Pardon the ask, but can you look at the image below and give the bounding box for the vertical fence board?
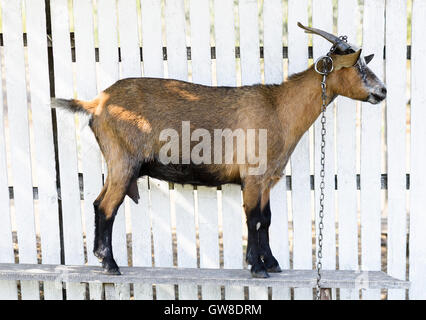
[336,0,359,300]
[130,177,152,299]
[139,0,165,300]
[409,0,426,300]
[214,0,244,300]
[165,0,188,81]
[197,187,221,299]
[116,0,144,299]
[0,22,17,299]
[312,0,336,300]
[188,0,220,300]
[288,0,312,300]
[73,0,106,300]
[239,0,266,300]
[264,0,290,300]
[97,0,119,91]
[221,184,244,299]
[92,0,119,299]
[140,0,163,78]
[150,179,174,299]
[189,0,211,86]
[360,0,385,300]
[214,0,237,87]
[238,0,261,86]
[164,0,196,300]
[50,0,86,299]
[25,0,62,300]
[117,0,141,78]
[1,0,39,300]
[175,185,198,299]
[385,0,408,300]
[263,0,283,85]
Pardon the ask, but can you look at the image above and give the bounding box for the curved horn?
[297,22,352,52]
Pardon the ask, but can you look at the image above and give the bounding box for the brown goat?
[52,24,386,277]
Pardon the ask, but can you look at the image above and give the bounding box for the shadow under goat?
[51,23,386,278]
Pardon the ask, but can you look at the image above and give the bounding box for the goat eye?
[364,54,374,64]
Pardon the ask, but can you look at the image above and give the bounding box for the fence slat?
[165,0,188,81]
[197,187,221,299]
[97,0,119,91]
[214,0,237,87]
[130,177,152,299]
[141,0,163,78]
[238,0,266,301]
[138,0,164,299]
[25,0,62,300]
[117,0,141,78]
[239,0,261,86]
[312,0,336,300]
[150,179,174,299]
[164,0,196,300]
[360,0,385,300]
[73,0,106,300]
[50,0,86,299]
[336,0,359,300]
[116,0,145,299]
[385,0,408,300]
[214,0,244,300]
[174,185,198,299]
[263,0,283,86]
[188,0,220,300]
[288,0,312,300]
[0,21,17,299]
[92,0,119,299]
[409,0,426,300]
[1,0,39,300]
[264,0,290,301]
[189,0,211,86]
[136,0,165,300]
[221,184,244,299]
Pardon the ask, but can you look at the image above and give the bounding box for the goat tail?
[51,97,99,115]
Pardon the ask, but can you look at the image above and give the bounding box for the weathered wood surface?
[0,263,409,289]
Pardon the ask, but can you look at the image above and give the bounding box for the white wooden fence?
[0,0,423,300]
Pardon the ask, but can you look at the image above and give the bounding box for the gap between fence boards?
[0,33,412,61]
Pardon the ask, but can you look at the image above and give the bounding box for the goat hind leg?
[94,174,132,275]
[93,178,108,259]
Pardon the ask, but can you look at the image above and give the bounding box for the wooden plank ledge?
[0,263,410,289]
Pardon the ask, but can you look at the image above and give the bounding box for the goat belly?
[139,161,241,187]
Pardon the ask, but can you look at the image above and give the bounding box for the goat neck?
[274,66,335,144]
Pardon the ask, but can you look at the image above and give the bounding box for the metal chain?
[316,72,328,300]
[314,35,346,300]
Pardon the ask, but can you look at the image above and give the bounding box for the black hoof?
[102,260,121,275]
[97,253,121,275]
[250,264,270,278]
[103,267,121,275]
[264,255,281,273]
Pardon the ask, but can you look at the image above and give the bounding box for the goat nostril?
[381,87,387,95]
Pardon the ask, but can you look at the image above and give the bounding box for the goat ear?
[333,49,362,70]
[364,54,374,64]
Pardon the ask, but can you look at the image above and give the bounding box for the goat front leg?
[259,200,281,273]
[243,184,280,278]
